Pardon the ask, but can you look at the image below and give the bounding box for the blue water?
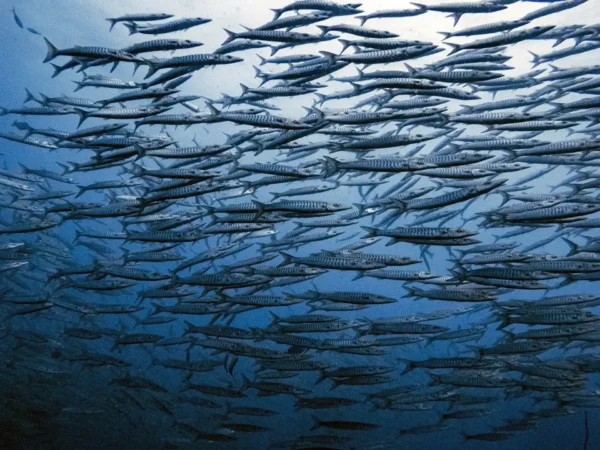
[1,1,600,449]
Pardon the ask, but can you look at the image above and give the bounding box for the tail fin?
[321,156,339,178]
[498,191,510,207]
[398,358,414,375]
[528,51,540,68]
[222,29,237,45]
[240,373,252,392]
[73,108,89,128]
[72,80,84,92]
[253,65,267,80]
[319,51,337,65]
[557,274,574,288]
[438,32,451,40]
[351,272,365,281]
[277,252,295,267]
[182,320,195,333]
[206,102,221,116]
[562,237,580,256]
[106,18,118,31]
[446,43,461,56]
[466,345,482,359]
[144,60,158,80]
[310,415,321,431]
[123,22,138,35]
[74,185,86,199]
[338,39,352,53]
[50,63,63,78]
[268,311,280,327]
[43,37,59,63]
[271,8,283,20]
[149,302,164,317]
[24,89,38,104]
[360,226,378,237]
[251,200,266,220]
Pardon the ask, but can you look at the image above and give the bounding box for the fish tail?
[498,191,510,207]
[72,107,88,128]
[205,101,221,116]
[74,185,87,199]
[310,415,321,431]
[446,43,461,56]
[438,32,451,40]
[428,373,442,386]
[562,237,580,256]
[448,12,463,27]
[38,93,50,106]
[319,51,337,65]
[277,252,294,267]
[149,302,164,317]
[351,271,365,281]
[130,163,144,177]
[360,226,377,237]
[251,200,265,220]
[43,37,59,63]
[338,39,352,53]
[466,345,482,359]
[182,320,194,334]
[106,18,118,31]
[557,274,574,288]
[398,358,414,375]
[144,60,158,80]
[240,373,251,392]
[72,79,85,92]
[321,156,339,178]
[0,107,7,117]
[56,162,72,175]
[528,51,540,68]
[270,8,283,20]
[50,63,63,78]
[123,21,138,35]
[222,29,236,45]
[402,287,416,299]
[253,65,266,80]
[316,25,328,35]
[23,88,37,104]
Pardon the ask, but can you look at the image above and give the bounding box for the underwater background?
[2,0,600,448]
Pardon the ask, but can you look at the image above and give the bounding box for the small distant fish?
[11,6,23,28]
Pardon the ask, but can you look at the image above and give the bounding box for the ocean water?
[1,0,600,449]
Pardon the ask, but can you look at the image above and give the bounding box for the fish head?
[220,54,244,64]
[192,17,212,24]
[325,202,351,212]
[409,159,437,171]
